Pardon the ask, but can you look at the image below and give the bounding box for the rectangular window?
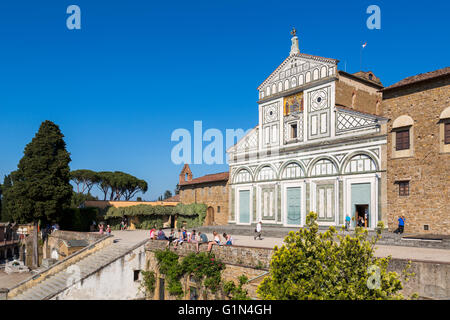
[217,206,221,213]
[271,125,277,143]
[398,181,410,196]
[133,270,140,282]
[396,129,410,150]
[265,126,270,144]
[291,123,297,139]
[445,122,450,144]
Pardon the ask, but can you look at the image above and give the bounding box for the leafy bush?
[58,207,98,232]
[140,270,156,298]
[257,212,416,300]
[154,250,226,298]
[223,275,251,300]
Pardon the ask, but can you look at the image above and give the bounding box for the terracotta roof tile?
[382,67,450,91]
[163,194,180,202]
[180,172,229,186]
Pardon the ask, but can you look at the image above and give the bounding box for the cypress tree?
[0,175,13,222]
[6,120,72,267]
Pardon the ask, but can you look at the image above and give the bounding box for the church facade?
[227,31,388,229]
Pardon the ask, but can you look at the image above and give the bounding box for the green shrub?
[58,207,98,232]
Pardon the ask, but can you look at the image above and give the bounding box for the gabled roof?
[257,53,339,90]
[179,172,229,186]
[382,67,450,92]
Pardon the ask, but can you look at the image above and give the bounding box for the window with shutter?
[396,129,410,150]
[445,122,450,144]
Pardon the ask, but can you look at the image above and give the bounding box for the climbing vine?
[140,270,156,297]
[223,275,251,300]
[154,249,226,299]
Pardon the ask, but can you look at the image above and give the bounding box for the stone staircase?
[11,242,135,300]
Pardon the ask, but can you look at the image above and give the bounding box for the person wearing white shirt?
[254,221,262,240]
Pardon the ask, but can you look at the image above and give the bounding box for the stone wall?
[144,240,450,300]
[52,244,147,300]
[335,74,382,115]
[144,240,271,300]
[383,77,450,234]
[179,181,229,226]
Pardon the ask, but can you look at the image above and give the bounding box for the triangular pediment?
[257,53,338,92]
[227,127,259,154]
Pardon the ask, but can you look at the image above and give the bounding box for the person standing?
[106,225,111,235]
[345,215,351,231]
[394,216,405,234]
[99,224,104,235]
[254,221,262,240]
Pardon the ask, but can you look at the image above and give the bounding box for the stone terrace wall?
[145,240,450,300]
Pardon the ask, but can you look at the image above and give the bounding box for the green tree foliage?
[4,121,72,267]
[58,207,98,232]
[95,171,148,201]
[257,212,414,300]
[0,174,13,222]
[163,190,172,200]
[154,250,225,298]
[70,191,98,208]
[223,275,251,300]
[70,169,99,194]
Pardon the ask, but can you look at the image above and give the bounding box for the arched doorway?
[205,207,215,225]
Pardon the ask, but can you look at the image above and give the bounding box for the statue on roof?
[291,27,297,37]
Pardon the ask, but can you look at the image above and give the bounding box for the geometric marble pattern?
[336,111,378,132]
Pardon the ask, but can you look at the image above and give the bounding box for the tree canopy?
[69,169,148,201]
[257,212,415,300]
[4,120,73,224]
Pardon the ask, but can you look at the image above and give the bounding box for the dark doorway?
[159,278,165,300]
[170,215,175,229]
[355,205,369,228]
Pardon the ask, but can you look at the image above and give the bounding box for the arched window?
[234,169,252,184]
[256,166,276,181]
[281,162,305,179]
[344,154,377,174]
[392,115,414,158]
[291,77,297,87]
[278,82,283,92]
[310,159,337,177]
[320,66,327,78]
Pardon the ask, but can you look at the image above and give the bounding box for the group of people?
[120,217,128,231]
[98,224,111,235]
[148,225,234,253]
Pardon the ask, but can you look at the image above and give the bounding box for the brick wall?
[179,181,229,226]
[383,78,450,234]
[336,75,382,115]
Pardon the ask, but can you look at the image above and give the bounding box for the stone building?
[227,30,388,229]
[178,164,229,226]
[382,67,450,234]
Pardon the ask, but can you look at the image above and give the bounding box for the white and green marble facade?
[227,37,387,229]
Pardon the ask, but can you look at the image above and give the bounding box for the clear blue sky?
[0,0,448,200]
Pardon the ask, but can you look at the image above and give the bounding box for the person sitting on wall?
[168,229,175,242]
[223,233,234,245]
[207,231,222,252]
[189,230,198,243]
[345,215,351,231]
[149,225,157,240]
[173,229,184,249]
[157,228,168,240]
[194,231,208,253]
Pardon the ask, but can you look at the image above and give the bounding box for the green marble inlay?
[306,183,310,213]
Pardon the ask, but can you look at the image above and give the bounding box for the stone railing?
[145,240,272,270]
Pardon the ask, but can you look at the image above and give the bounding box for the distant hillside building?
[227,30,388,229]
[382,67,450,234]
[178,164,229,226]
